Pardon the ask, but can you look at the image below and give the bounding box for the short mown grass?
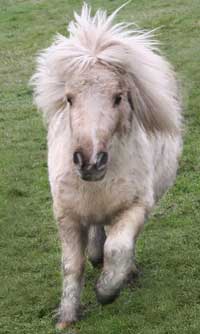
[0,1,200,333]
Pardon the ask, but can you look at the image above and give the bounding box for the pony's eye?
[113,94,122,107]
[66,94,73,106]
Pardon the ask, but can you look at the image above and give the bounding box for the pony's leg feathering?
[96,206,145,304]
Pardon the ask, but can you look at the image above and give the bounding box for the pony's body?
[31,4,182,328]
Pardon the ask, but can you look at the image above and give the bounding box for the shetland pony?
[31,4,182,329]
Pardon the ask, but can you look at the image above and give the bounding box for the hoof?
[56,321,73,330]
[95,284,120,305]
[89,256,103,268]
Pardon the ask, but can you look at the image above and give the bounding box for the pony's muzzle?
[73,151,108,181]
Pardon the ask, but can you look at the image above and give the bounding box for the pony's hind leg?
[87,225,106,267]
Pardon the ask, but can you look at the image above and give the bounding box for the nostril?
[96,152,108,170]
[73,151,83,167]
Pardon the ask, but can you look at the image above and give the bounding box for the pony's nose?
[96,151,108,170]
[73,151,108,170]
[73,150,108,181]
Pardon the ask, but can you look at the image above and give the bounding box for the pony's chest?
[55,175,134,224]
[77,181,134,223]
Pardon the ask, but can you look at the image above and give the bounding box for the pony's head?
[31,3,181,181]
[65,63,134,181]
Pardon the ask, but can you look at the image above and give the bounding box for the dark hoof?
[89,256,103,268]
[95,287,120,305]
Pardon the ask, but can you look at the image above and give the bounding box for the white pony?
[31,3,182,329]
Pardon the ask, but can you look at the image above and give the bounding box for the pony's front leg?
[56,216,88,329]
[96,206,145,304]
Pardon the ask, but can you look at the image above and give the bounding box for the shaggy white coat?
[31,3,182,327]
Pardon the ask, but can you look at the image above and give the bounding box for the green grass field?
[0,1,200,333]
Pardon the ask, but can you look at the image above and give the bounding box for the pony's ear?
[128,73,181,134]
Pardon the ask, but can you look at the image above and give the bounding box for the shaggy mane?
[59,2,159,72]
[31,3,181,132]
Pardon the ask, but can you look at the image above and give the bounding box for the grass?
[0,0,200,333]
